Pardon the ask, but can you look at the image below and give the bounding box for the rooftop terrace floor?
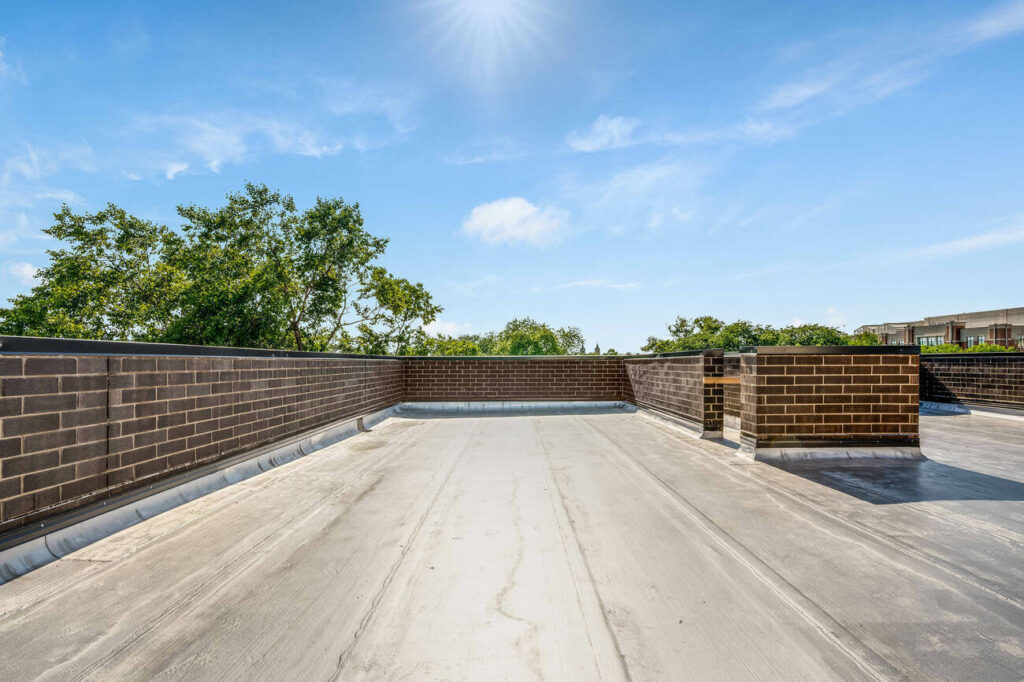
[0,408,1022,680]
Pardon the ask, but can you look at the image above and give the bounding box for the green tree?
[0,184,441,354]
[847,330,881,346]
[402,332,481,356]
[494,317,563,355]
[642,316,849,352]
[556,325,586,355]
[0,204,182,340]
[920,343,963,353]
[965,343,1017,353]
[776,323,848,346]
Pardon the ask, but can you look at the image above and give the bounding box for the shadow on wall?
[771,459,1024,505]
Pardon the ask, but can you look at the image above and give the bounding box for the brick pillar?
[701,351,724,439]
[903,326,914,345]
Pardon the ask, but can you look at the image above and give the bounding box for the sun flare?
[422,0,551,90]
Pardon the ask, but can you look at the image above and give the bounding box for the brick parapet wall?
[0,354,402,534]
[402,356,626,402]
[921,354,1024,408]
[623,352,723,435]
[742,349,919,449]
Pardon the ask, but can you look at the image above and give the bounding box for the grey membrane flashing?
[633,406,717,439]
[398,400,634,414]
[920,400,1024,423]
[741,444,925,463]
[0,404,400,585]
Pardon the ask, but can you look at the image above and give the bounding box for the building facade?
[855,307,1024,349]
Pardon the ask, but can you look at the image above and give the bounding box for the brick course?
[921,354,1024,408]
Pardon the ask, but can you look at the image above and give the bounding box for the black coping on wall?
[755,345,920,355]
[0,336,399,359]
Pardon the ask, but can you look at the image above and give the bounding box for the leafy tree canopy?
[642,316,850,352]
[405,318,588,356]
[0,183,441,354]
[920,342,1018,353]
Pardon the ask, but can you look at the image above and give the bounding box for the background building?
[855,307,1024,348]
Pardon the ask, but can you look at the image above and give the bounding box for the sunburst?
[419,0,552,91]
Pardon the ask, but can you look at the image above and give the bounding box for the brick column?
[738,346,920,462]
[700,351,724,438]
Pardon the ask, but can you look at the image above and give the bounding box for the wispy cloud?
[963,0,1024,43]
[0,39,27,85]
[563,158,706,236]
[888,219,1024,262]
[461,197,569,247]
[734,215,1024,280]
[4,261,39,286]
[450,274,501,297]
[566,115,797,154]
[319,78,420,135]
[565,115,640,152]
[422,319,473,336]
[1,143,96,184]
[758,1,1024,117]
[531,278,640,293]
[164,161,189,180]
[443,138,525,165]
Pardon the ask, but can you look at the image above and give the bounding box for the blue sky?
[2,1,1023,351]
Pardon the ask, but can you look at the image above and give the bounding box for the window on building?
[916,336,943,347]
[967,336,986,348]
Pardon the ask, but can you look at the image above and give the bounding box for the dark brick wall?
[742,350,919,449]
[403,357,626,402]
[723,355,741,420]
[623,352,723,434]
[921,354,1024,408]
[1,355,402,534]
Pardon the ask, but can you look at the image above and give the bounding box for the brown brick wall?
[743,350,919,449]
[921,354,1024,408]
[1,355,402,534]
[403,357,626,402]
[623,352,723,434]
[723,355,741,420]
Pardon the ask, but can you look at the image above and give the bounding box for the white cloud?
[564,158,706,236]
[758,78,836,112]
[963,0,1024,43]
[321,79,419,135]
[443,138,525,165]
[450,274,501,297]
[164,162,189,180]
[758,2,1024,119]
[462,197,569,247]
[891,221,1024,262]
[531,279,640,293]
[566,115,640,152]
[6,261,39,286]
[1,143,95,184]
[826,306,847,329]
[422,320,473,337]
[0,39,26,85]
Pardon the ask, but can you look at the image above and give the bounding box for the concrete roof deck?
[0,408,1022,680]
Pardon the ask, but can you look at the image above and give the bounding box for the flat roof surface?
[0,408,1022,680]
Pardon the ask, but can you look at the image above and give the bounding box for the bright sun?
[421,0,551,91]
